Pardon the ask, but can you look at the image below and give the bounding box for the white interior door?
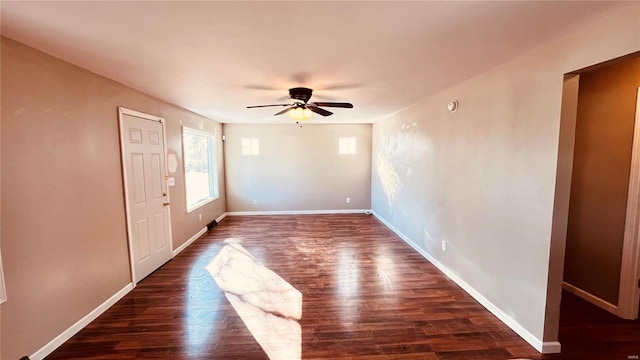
[119,108,172,283]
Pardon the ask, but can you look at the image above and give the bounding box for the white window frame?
[0,249,6,304]
[241,137,260,156]
[339,137,357,155]
[182,127,219,213]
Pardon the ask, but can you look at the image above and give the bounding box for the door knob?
[163,201,170,206]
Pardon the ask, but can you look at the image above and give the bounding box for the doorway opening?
[551,52,640,355]
[561,54,640,320]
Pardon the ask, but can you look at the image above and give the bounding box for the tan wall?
[0,37,226,359]
[224,124,371,212]
[0,36,3,357]
[371,4,640,347]
[564,56,640,304]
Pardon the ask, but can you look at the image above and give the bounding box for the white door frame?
[619,87,640,320]
[118,107,173,286]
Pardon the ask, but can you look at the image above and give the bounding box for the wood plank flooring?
[44,214,601,359]
[543,290,640,360]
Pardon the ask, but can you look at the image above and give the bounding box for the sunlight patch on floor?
[207,240,302,360]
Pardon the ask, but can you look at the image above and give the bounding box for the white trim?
[161,112,175,269]
[118,108,137,285]
[186,196,218,214]
[562,281,618,315]
[0,247,6,304]
[173,227,207,257]
[226,209,371,216]
[173,214,228,257]
[541,341,562,354]
[119,107,163,123]
[30,283,133,360]
[618,87,640,320]
[182,126,220,213]
[371,211,557,354]
[118,107,173,285]
[216,212,227,223]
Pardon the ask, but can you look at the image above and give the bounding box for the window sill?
[186,196,219,214]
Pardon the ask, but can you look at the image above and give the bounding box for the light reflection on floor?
[375,254,396,293]
[184,251,223,354]
[207,239,302,360]
[337,247,360,299]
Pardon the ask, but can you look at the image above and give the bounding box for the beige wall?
[0,37,225,359]
[371,4,640,348]
[0,36,3,357]
[564,56,640,304]
[224,124,371,212]
[2,4,638,358]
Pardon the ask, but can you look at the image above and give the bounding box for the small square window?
[339,137,356,155]
[241,138,260,156]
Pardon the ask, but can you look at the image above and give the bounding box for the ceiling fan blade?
[244,84,280,91]
[307,105,333,116]
[310,102,353,108]
[274,107,295,116]
[316,83,363,91]
[246,104,291,108]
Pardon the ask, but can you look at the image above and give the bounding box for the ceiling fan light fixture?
[247,87,352,122]
[289,106,313,121]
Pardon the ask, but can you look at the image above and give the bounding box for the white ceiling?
[0,1,629,124]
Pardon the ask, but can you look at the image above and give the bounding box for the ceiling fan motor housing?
[289,87,313,103]
[246,87,352,117]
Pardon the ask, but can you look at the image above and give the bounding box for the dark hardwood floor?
[542,290,640,360]
[45,214,636,359]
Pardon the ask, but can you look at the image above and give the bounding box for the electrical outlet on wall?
[252,199,258,205]
[346,197,351,204]
[441,240,447,252]
[198,214,202,221]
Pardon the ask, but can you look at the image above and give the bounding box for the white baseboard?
[173,227,208,257]
[542,341,562,353]
[30,283,134,360]
[562,281,618,315]
[371,211,558,354]
[215,212,227,223]
[32,224,213,359]
[226,209,371,216]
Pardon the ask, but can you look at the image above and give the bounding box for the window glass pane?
[183,128,218,211]
[242,137,259,155]
[339,137,356,155]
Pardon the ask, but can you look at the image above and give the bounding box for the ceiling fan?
[247,87,353,121]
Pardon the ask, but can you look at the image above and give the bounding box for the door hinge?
[637,278,640,288]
